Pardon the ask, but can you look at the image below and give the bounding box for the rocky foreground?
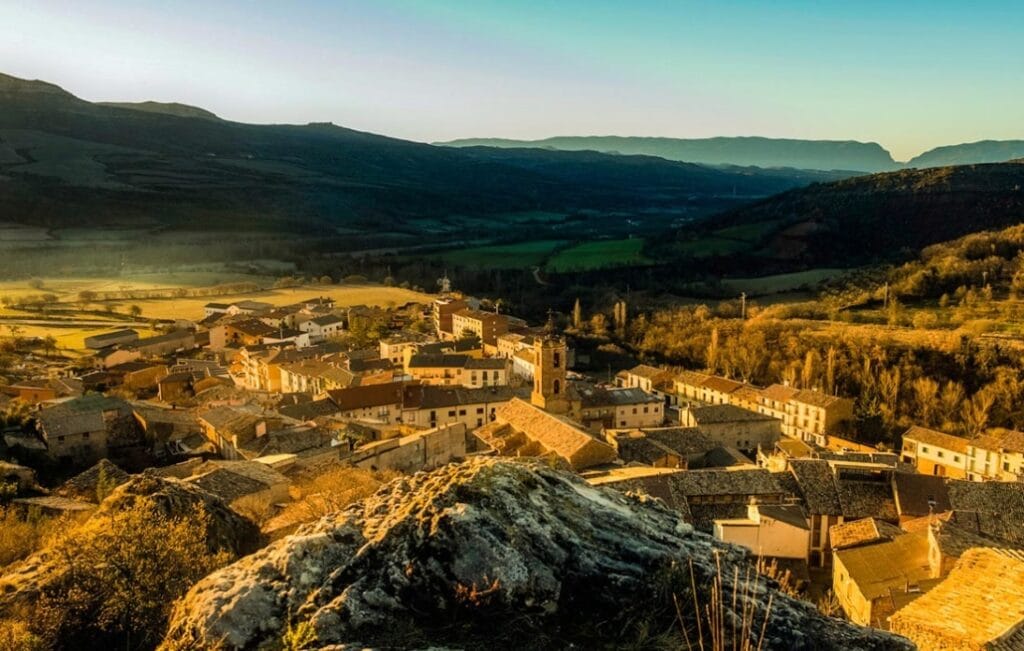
[162,458,912,650]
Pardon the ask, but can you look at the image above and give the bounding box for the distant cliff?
[906,140,1024,168]
[439,135,900,172]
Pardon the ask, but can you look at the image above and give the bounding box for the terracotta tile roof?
[675,370,711,387]
[974,428,1024,454]
[829,517,904,550]
[791,389,849,409]
[642,427,720,456]
[670,468,782,498]
[789,459,842,515]
[327,382,406,411]
[56,459,130,502]
[902,425,968,454]
[889,548,1024,650]
[700,376,745,394]
[476,398,617,470]
[892,472,951,518]
[687,404,778,424]
[626,364,671,380]
[761,384,799,403]
[834,529,935,601]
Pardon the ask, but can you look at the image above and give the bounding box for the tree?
[911,377,940,427]
[705,328,720,373]
[27,278,43,290]
[961,391,995,438]
[42,335,58,358]
[572,298,582,330]
[128,305,142,318]
[30,503,232,650]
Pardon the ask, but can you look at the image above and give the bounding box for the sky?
[2,0,1022,161]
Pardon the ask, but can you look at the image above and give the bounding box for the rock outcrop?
[0,474,262,607]
[163,458,912,650]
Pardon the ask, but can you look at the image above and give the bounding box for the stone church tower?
[531,333,570,414]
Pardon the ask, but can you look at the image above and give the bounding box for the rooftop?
[889,548,1024,651]
[902,425,968,454]
[687,403,777,424]
[834,529,935,601]
[829,517,904,550]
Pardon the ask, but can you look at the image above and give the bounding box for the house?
[679,403,781,451]
[279,359,358,395]
[891,472,950,523]
[787,390,855,444]
[126,329,197,357]
[576,385,664,431]
[828,518,905,551]
[400,384,516,430]
[3,380,57,404]
[326,382,407,423]
[158,371,205,403]
[432,297,468,338]
[674,370,712,401]
[968,428,1024,481]
[301,314,346,340]
[450,309,509,346]
[84,329,139,350]
[606,427,721,469]
[55,459,130,502]
[378,332,432,365]
[227,300,274,316]
[404,353,509,388]
[900,426,969,478]
[36,395,140,464]
[714,502,811,561]
[473,398,617,470]
[832,529,938,629]
[212,319,277,349]
[109,361,169,391]
[619,364,675,404]
[344,423,467,473]
[889,548,1024,650]
[186,460,290,511]
[197,406,287,460]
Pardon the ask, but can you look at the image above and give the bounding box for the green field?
[435,240,568,269]
[546,238,651,272]
[711,220,782,242]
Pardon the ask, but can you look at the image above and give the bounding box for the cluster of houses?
[3,291,1024,649]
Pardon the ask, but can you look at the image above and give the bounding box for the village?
[1,282,1023,651]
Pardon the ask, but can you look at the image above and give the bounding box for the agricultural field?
[546,238,651,272]
[434,240,568,269]
[126,284,433,320]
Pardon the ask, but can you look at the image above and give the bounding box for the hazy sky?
[3,0,1022,160]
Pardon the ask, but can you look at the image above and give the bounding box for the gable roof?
[789,459,843,515]
[791,389,848,409]
[626,364,671,380]
[760,384,799,403]
[688,403,777,424]
[37,395,133,437]
[973,428,1024,454]
[327,382,406,411]
[889,548,1024,651]
[902,425,968,453]
[475,398,616,470]
[834,529,936,601]
[892,472,951,518]
[829,517,905,550]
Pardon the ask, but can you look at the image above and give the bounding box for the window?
[459,409,466,416]
[921,446,929,453]
[643,407,649,414]
[953,455,960,462]
[553,379,560,395]
[937,451,945,458]
[448,410,456,417]
[1005,462,1011,471]
[553,352,560,368]
[476,407,484,414]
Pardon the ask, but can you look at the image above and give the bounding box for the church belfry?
[531,333,569,414]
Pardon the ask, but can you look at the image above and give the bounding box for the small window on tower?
[553,352,561,368]
[553,379,560,395]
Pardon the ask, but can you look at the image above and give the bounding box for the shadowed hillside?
[0,73,834,233]
[697,162,1024,267]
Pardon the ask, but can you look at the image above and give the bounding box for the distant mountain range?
[439,136,1024,173]
[0,72,838,233]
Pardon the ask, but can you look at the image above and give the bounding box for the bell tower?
[531,332,569,414]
